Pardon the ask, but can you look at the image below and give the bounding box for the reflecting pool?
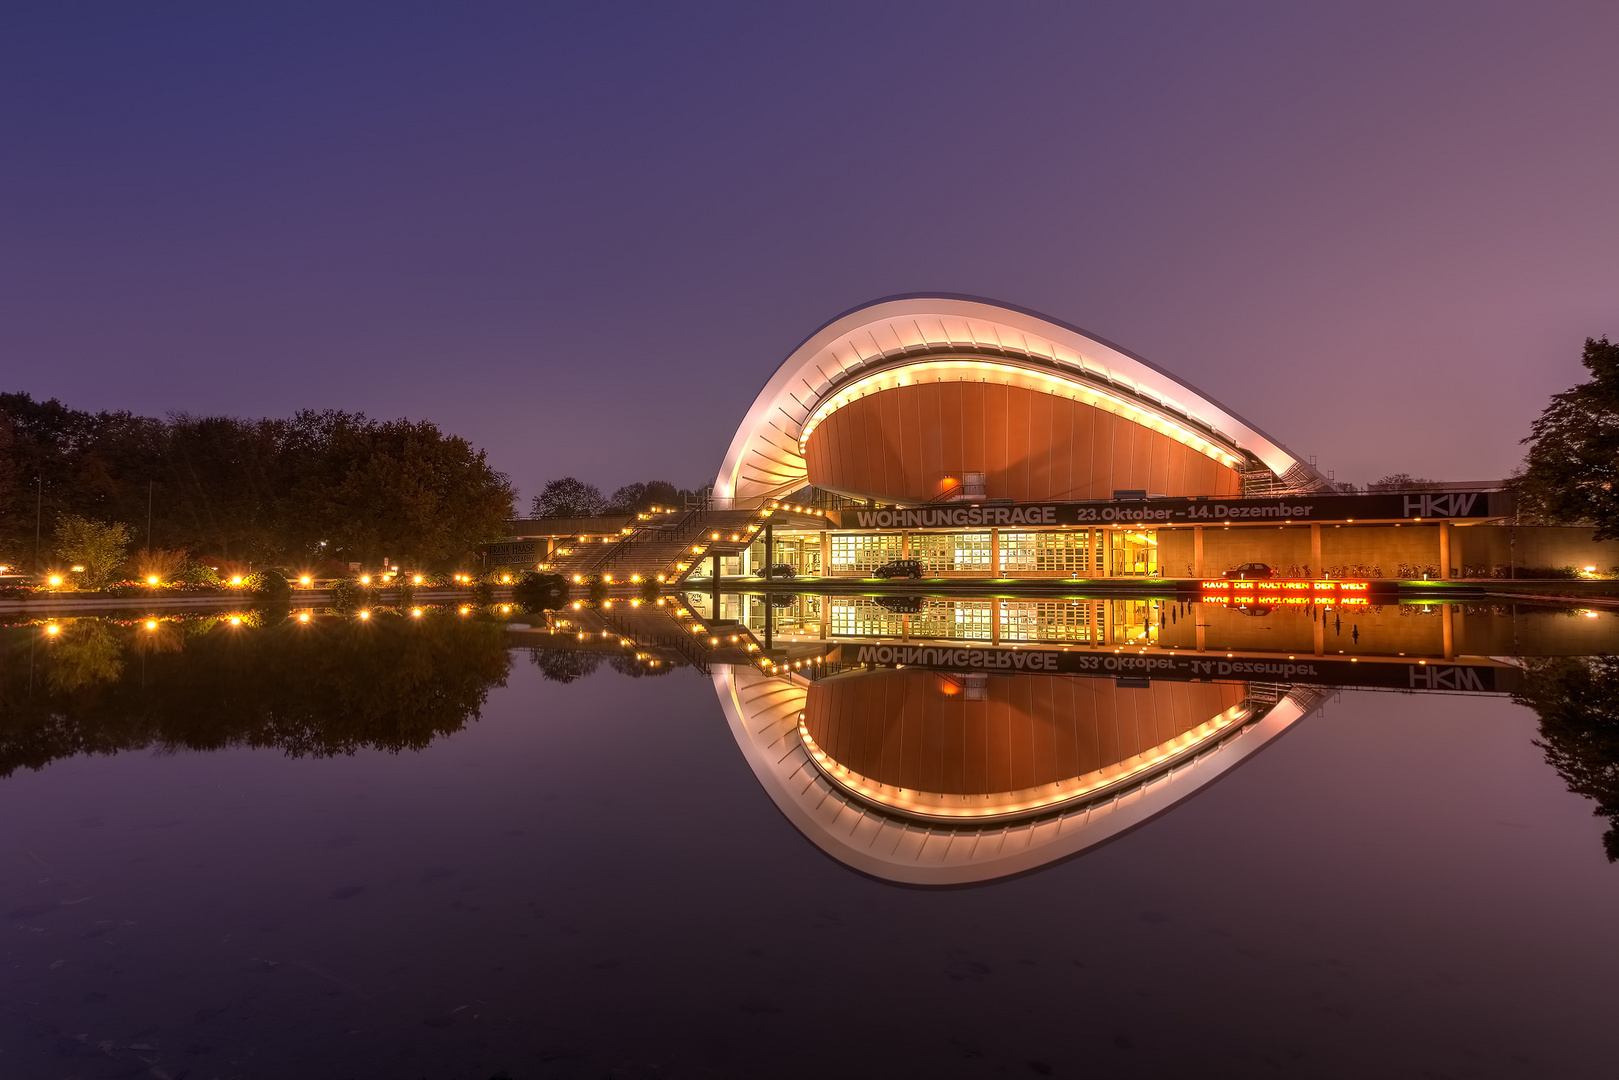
[2,600,1618,1077]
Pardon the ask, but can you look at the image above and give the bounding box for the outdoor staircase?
[539,499,829,586]
[538,507,763,585]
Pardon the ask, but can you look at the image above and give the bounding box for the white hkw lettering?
[1402,493,1480,518]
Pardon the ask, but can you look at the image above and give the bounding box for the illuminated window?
[910,532,990,573]
[828,598,905,637]
[829,534,902,572]
[1000,600,1098,643]
[1002,531,1092,574]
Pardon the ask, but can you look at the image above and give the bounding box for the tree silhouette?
[531,477,606,518]
[1515,655,1619,860]
[1513,337,1619,538]
[0,613,513,777]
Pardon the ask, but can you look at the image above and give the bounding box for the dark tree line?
[529,477,700,518]
[0,394,515,571]
[0,614,513,777]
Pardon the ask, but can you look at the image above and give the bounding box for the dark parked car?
[873,558,923,580]
[1222,562,1274,580]
[764,563,797,579]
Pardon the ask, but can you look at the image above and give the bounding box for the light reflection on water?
[1,601,1617,1077]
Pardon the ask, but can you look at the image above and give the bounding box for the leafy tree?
[0,396,514,570]
[527,647,602,683]
[46,620,125,693]
[1515,655,1619,860]
[1369,473,1438,493]
[296,414,515,567]
[1513,337,1619,538]
[531,477,607,518]
[54,514,133,589]
[606,480,686,514]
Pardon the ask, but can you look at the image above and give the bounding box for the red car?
[1223,562,1274,580]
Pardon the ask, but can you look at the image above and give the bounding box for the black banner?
[831,642,1518,693]
[831,490,1509,530]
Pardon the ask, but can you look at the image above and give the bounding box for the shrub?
[513,572,568,610]
[173,563,223,586]
[471,580,495,605]
[329,578,378,613]
[134,547,189,583]
[246,569,292,603]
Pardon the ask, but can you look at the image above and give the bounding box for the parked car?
[765,563,797,579]
[873,558,923,580]
[1222,562,1274,580]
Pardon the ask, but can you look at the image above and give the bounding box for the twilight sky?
[3,2,1616,504]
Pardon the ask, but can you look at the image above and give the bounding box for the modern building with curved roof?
[715,295,1327,507]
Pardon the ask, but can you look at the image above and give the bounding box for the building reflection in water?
[4,596,1619,872]
[716,662,1327,885]
[700,589,1619,881]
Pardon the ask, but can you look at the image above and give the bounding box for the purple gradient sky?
[3,2,1616,504]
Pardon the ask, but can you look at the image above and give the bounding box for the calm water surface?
[2,605,1617,1079]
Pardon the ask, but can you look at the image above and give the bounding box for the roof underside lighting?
[797,357,1242,470]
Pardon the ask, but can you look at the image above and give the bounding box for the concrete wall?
[1450,525,1619,575]
[1161,523,1619,579]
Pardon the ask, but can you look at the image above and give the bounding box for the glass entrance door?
[1110,530,1158,577]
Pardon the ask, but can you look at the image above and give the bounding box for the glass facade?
[829,534,901,572]
[788,527,1153,577]
[1000,531,1094,575]
[827,598,995,640]
[911,532,991,573]
[999,600,1100,642]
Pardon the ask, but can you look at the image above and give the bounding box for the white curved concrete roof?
[714,295,1325,503]
[714,664,1326,886]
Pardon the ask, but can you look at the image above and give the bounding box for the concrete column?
[990,528,1000,577]
[1310,523,1322,578]
[819,531,830,578]
[1093,530,1105,578]
[990,601,1000,646]
[1193,526,1204,578]
[1439,522,1452,580]
[901,613,909,642]
[1442,603,1454,658]
[1313,607,1325,655]
[901,530,910,558]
